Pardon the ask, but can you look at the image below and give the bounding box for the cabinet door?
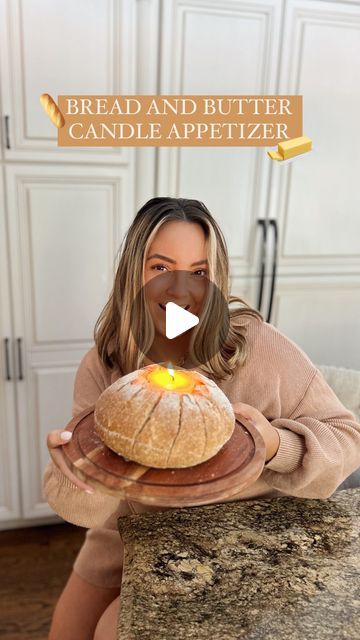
[268,0,360,277]
[133,0,161,210]
[0,0,135,164]
[0,171,20,523]
[157,0,283,280]
[231,275,263,312]
[5,163,132,519]
[270,275,360,369]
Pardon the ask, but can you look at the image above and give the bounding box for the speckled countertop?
[116,488,360,640]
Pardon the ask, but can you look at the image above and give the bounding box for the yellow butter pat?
[278,136,312,160]
[267,150,283,161]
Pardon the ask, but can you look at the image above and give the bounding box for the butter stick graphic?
[268,150,283,161]
[39,93,65,129]
[267,136,312,161]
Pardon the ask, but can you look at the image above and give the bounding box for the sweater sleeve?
[42,346,125,529]
[71,345,107,417]
[261,367,360,499]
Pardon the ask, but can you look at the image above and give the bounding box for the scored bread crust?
[94,366,235,468]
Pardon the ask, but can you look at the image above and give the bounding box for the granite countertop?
[116,488,360,640]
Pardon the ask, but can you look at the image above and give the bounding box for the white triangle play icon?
[165,302,199,339]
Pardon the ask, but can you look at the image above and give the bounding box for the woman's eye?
[193,269,208,277]
[151,264,168,272]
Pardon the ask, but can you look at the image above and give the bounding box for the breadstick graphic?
[39,93,65,129]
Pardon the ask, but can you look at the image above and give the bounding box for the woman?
[43,197,360,640]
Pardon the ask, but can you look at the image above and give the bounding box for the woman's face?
[143,220,209,337]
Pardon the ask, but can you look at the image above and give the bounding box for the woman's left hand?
[232,402,280,463]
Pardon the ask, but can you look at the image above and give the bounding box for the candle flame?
[146,365,196,393]
[167,363,175,380]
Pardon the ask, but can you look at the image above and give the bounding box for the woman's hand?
[47,430,94,493]
[232,402,280,463]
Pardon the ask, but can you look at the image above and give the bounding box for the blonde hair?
[94,197,263,381]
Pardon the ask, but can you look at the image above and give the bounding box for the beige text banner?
[57,95,302,147]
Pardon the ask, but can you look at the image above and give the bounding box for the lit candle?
[145,363,198,394]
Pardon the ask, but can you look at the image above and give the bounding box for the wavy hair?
[94,197,263,381]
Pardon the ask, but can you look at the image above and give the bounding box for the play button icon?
[130,270,230,368]
[165,302,199,339]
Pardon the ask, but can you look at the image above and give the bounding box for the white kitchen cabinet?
[156,0,360,367]
[265,0,360,364]
[0,0,157,529]
[231,271,360,368]
[0,164,132,529]
[0,171,21,524]
[157,0,283,279]
[271,275,360,369]
[0,0,136,164]
[1,0,359,531]
[231,275,265,312]
[269,0,360,277]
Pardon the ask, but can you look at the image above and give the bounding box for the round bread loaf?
[94,364,235,468]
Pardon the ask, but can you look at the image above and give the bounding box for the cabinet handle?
[266,219,278,323]
[256,219,268,313]
[17,337,24,380]
[4,115,10,149]
[4,338,11,380]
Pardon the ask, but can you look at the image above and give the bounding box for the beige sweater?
[42,317,360,588]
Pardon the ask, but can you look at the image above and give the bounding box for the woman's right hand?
[47,429,94,494]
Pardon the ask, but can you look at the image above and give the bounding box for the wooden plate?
[62,406,266,507]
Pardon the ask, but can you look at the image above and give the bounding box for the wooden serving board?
[62,406,266,507]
